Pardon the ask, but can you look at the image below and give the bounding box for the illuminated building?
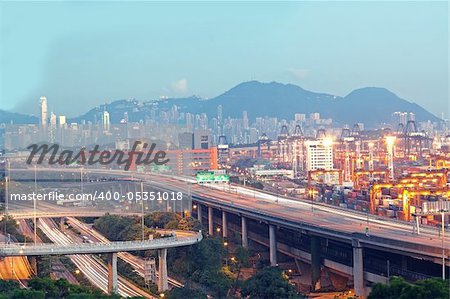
[305,138,334,171]
[40,96,48,128]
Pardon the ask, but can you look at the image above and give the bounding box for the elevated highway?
[4,167,450,297]
[38,218,154,298]
[0,202,202,296]
[0,232,202,257]
[66,216,185,288]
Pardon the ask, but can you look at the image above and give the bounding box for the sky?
[0,1,448,118]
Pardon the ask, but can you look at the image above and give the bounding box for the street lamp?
[140,181,145,242]
[440,209,446,280]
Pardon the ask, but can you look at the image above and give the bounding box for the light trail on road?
[38,218,155,298]
[66,216,184,288]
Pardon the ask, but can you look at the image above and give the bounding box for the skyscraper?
[294,113,306,122]
[102,111,110,131]
[59,115,67,127]
[392,111,408,126]
[243,111,249,130]
[50,112,57,127]
[217,105,223,124]
[40,96,48,127]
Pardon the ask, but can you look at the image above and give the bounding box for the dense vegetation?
[0,216,32,243]
[168,236,232,298]
[241,267,305,299]
[368,276,450,299]
[92,212,203,241]
[93,214,158,241]
[0,278,143,299]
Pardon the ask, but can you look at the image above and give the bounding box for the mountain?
[67,96,204,124]
[200,81,338,119]
[0,110,38,124]
[190,81,439,127]
[1,81,440,128]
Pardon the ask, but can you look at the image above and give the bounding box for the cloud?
[170,78,188,94]
[288,68,310,80]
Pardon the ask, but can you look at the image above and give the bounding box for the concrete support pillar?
[241,216,248,248]
[29,256,37,275]
[222,210,228,239]
[311,235,322,290]
[158,248,168,292]
[107,252,118,294]
[197,204,202,224]
[269,224,277,266]
[352,239,365,297]
[208,206,213,236]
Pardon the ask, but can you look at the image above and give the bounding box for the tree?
[368,277,449,299]
[168,237,232,298]
[10,289,45,299]
[36,256,54,278]
[167,287,207,299]
[235,246,250,268]
[241,267,304,299]
[0,278,127,298]
[0,280,19,292]
[177,217,202,231]
[0,216,29,243]
[93,214,136,241]
[144,212,178,228]
[230,246,251,295]
[165,219,179,229]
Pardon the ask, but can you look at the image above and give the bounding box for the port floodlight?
[322,137,333,147]
[385,136,396,146]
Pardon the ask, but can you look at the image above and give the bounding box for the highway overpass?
[0,227,202,295]
[4,167,450,297]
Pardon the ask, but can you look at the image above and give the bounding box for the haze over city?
[1,2,450,299]
[0,1,448,117]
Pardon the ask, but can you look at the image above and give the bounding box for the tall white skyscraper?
[217,105,223,124]
[243,110,249,130]
[40,96,48,127]
[50,112,57,127]
[102,111,110,131]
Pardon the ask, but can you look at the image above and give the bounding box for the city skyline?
[2,80,443,127]
[1,2,450,298]
[1,1,448,117]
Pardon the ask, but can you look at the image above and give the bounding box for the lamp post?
[141,181,145,241]
[4,158,10,244]
[34,165,37,245]
[440,209,446,280]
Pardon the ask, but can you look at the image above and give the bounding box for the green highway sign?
[196,171,230,183]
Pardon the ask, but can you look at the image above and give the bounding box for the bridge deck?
[0,232,202,256]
